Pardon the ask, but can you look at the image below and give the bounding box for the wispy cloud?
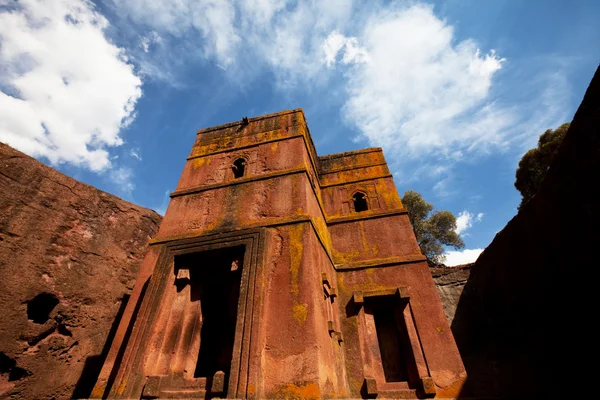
[322,31,369,67]
[140,31,161,53]
[108,166,135,196]
[107,0,354,87]
[130,148,142,161]
[112,0,239,66]
[153,189,172,216]
[0,0,142,171]
[455,210,484,235]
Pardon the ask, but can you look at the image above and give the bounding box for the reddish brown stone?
[94,110,466,399]
[211,370,226,395]
[430,264,472,325]
[0,143,161,399]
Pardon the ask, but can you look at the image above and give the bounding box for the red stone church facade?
[92,109,466,399]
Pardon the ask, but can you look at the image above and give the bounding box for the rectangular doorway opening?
[366,297,419,386]
[174,245,245,397]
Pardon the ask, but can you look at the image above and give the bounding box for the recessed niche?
[27,293,59,324]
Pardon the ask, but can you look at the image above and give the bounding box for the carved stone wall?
[93,110,466,399]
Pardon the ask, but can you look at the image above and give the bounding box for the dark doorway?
[175,246,244,397]
[367,298,418,386]
[353,192,369,212]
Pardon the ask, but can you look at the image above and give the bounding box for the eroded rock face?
[0,143,161,399]
[430,265,471,325]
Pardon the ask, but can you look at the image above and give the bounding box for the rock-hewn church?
[92,109,466,399]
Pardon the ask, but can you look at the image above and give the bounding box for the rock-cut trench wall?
[0,143,162,400]
[451,65,600,399]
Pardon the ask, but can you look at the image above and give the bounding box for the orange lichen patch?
[331,248,360,265]
[190,128,293,158]
[312,215,332,251]
[274,382,321,399]
[190,156,207,170]
[292,302,308,325]
[115,378,127,396]
[379,179,404,208]
[288,224,304,296]
[90,384,105,398]
[150,215,333,248]
[359,221,379,257]
[433,374,467,399]
[337,273,345,290]
[319,165,391,187]
[318,148,385,173]
[247,384,256,395]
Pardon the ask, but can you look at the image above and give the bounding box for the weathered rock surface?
[452,65,600,398]
[430,264,471,325]
[0,143,161,399]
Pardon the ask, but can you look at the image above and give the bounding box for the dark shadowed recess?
[27,292,59,324]
[454,65,600,399]
[71,294,131,399]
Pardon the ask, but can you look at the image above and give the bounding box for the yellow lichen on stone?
[247,384,256,395]
[289,224,304,296]
[191,157,206,169]
[332,248,360,264]
[292,302,308,325]
[275,382,321,399]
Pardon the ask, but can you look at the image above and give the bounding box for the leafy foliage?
[402,190,464,264]
[515,123,569,208]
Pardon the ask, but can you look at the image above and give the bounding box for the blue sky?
[1,0,598,265]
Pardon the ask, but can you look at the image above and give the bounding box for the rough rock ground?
[0,143,161,399]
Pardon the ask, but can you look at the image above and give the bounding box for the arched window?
[353,192,368,212]
[232,158,246,179]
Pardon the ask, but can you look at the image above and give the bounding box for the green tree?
[515,123,569,208]
[401,190,464,264]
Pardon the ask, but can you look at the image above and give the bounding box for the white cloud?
[455,210,484,235]
[112,0,239,66]
[111,0,354,87]
[342,4,509,160]
[444,248,484,266]
[322,31,369,67]
[236,1,354,87]
[0,0,142,171]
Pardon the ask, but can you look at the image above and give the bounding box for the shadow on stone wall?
[452,65,599,399]
[72,294,130,399]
